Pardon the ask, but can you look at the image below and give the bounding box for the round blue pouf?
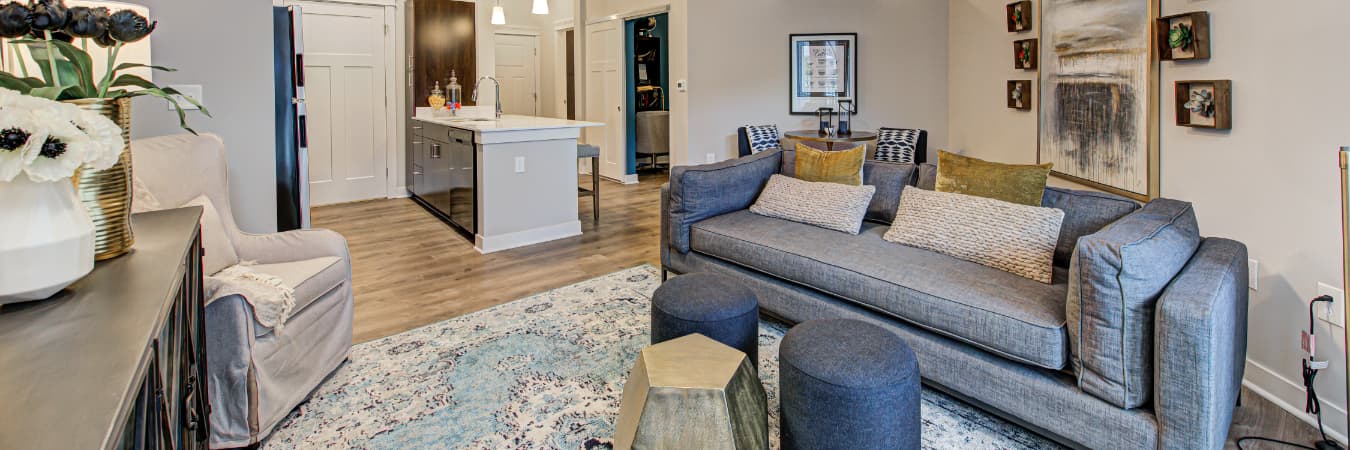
[779,318,920,450]
[651,272,760,366]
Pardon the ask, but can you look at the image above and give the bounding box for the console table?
[0,207,211,449]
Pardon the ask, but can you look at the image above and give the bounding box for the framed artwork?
[790,33,858,115]
[1007,1,1033,32]
[1014,39,1038,70]
[1175,80,1231,129]
[1008,80,1032,110]
[1038,0,1159,201]
[1157,12,1211,61]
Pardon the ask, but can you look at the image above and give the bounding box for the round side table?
[784,130,878,151]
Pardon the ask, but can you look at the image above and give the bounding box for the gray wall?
[684,0,949,163]
[126,0,278,233]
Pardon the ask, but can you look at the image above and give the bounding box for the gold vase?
[68,97,134,261]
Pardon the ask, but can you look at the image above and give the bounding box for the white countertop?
[413,114,603,133]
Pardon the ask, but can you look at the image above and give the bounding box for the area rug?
[264,265,1062,449]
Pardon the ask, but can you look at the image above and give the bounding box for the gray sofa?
[660,149,1248,449]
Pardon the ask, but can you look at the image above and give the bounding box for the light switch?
[514,156,525,173]
[676,80,688,92]
[167,84,203,111]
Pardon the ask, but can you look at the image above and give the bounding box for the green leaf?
[121,87,201,134]
[110,73,156,89]
[26,43,86,98]
[114,62,177,73]
[43,39,97,96]
[0,72,43,93]
[29,85,71,100]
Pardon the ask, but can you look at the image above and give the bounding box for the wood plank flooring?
[312,172,1324,449]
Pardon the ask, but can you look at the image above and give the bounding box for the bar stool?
[578,144,600,222]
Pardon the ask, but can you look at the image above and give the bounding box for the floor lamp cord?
[1237,296,1343,450]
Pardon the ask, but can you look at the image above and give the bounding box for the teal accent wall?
[624,13,669,176]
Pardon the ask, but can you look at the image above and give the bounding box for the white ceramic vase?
[0,176,96,304]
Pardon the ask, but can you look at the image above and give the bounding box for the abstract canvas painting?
[1039,0,1158,200]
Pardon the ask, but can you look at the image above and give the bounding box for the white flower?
[74,109,125,171]
[23,112,92,183]
[0,108,43,182]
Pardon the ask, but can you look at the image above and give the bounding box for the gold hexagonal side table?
[614,333,768,450]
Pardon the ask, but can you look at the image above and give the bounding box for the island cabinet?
[0,207,211,450]
[410,120,477,236]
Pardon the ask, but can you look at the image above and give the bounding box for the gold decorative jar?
[68,97,134,261]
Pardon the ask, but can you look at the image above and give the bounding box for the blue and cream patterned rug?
[264,265,1061,449]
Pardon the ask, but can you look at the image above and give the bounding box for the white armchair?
[131,133,353,448]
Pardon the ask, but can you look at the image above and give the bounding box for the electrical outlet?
[1248,259,1259,290]
[514,156,525,173]
[1317,282,1345,328]
[705,153,716,164]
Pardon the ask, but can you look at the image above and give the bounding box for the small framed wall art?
[1008,81,1032,110]
[1157,12,1211,61]
[789,33,859,115]
[1014,39,1038,70]
[1175,80,1231,129]
[1007,1,1033,32]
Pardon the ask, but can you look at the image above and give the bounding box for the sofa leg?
[1236,390,1243,407]
[661,267,668,282]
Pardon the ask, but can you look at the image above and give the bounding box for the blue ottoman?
[651,272,759,366]
[779,319,920,450]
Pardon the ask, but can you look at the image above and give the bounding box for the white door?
[292,1,389,206]
[586,19,626,182]
[494,33,538,116]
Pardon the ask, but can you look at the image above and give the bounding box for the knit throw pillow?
[750,174,876,234]
[884,187,1064,283]
[744,124,781,154]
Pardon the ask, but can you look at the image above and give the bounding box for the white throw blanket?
[206,264,297,333]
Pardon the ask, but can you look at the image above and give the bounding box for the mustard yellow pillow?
[795,143,865,186]
[935,150,1052,206]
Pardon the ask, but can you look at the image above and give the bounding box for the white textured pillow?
[750,174,876,234]
[884,187,1064,283]
[182,195,240,275]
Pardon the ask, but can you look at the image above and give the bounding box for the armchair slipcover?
[131,134,353,448]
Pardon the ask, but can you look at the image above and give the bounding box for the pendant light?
[532,0,549,14]
[491,0,506,25]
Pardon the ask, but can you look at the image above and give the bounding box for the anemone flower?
[0,108,41,182]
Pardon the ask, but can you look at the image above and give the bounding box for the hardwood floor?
[312,172,1324,449]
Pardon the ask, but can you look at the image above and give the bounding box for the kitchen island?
[409,114,602,253]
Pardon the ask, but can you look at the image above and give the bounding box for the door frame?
[281,0,404,200]
[493,26,542,117]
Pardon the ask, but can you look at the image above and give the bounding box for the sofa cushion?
[935,151,1053,206]
[249,256,346,317]
[916,163,938,190]
[884,187,1064,283]
[750,175,875,234]
[690,210,1070,369]
[862,161,917,224]
[1041,187,1141,268]
[668,150,782,254]
[1068,198,1202,409]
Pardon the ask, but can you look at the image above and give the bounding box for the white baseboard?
[1244,359,1347,444]
[474,220,582,254]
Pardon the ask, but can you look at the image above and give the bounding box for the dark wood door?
[565,29,575,120]
[413,0,476,107]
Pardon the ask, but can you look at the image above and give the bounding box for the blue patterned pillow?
[744,125,781,154]
[875,128,925,163]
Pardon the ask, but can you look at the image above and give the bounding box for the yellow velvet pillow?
[795,143,865,186]
[935,150,1053,206]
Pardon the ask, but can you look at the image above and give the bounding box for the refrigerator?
[274,5,310,231]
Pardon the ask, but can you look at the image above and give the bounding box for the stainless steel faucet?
[472,77,502,119]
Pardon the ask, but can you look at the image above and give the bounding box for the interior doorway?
[625,13,670,175]
[494,32,540,116]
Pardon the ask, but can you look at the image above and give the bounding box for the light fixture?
[532,0,549,14]
[491,0,506,25]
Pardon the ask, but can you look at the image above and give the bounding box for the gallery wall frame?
[789,33,859,115]
[1007,1,1033,32]
[1008,80,1033,111]
[1158,11,1211,61]
[1175,80,1232,130]
[1036,0,1160,201]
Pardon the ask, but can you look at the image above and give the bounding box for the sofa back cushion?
[1041,187,1141,268]
[916,163,938,190]
[1067,198,1202,409]
[668,149,782,253]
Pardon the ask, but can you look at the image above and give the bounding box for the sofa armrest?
[233,228,351,267]
[666,150,782,254]
[661,183,673,268]
[1154,237,1249,450]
